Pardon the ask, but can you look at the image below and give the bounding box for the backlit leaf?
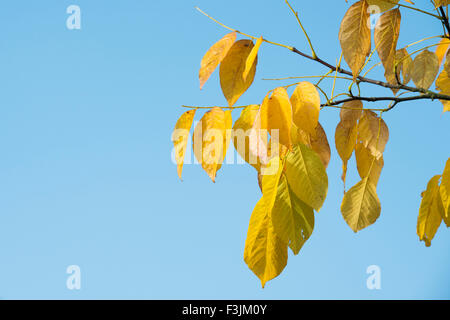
[355,142,384,186]
[440,158,450,226]
[395,48,413,85]
[434,0,450,8]
[357,110,389,159]
[436,38,450,66]
[233,105,261,170]
[335,122,358,182]
[411,49,439,90]
[310,122,331,169]
[341,177,381,232]
[417,175,444,246]
[172,110,196,180]
[435,53,450,113]
[199,32,236,90]
[290,82,321,137]
[339,0,371,78]
[243,36,263,80]
[220,39,257,107]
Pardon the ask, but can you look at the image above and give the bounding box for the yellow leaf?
[340,100,363,125]
[220,40,257,107]
[339,0,371,78]
[244,197,288,288]
[355,142,384,186]
[248,109,269,165]
[271,173,315,255]
[335,121,358,182]
[374,8,401,89]
[440,158,450,226]
[341,177,381,232]
[284,144,328,211]
[417,175,444,246]
[434,0,450,8]
[357,110,389,159]
[310,122,331,169]
[290,82,321,137]
[260,87,293,149]
[261,157,283,212]
[411,49,439,90]
[366,0,413,11]
[395,48,413,85]
[199,32,236,90]
[233,105,261,170]
[192,107,227,182]
[243,36,263,80]
[172,110,196,180]
[435,38,450,66]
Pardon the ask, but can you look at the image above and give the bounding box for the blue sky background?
[0,0,448,299]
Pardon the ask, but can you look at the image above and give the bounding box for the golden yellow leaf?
[374,8,401,89]
[310,122,331,169]
[355,142,384,186]
[340,100,363,125]
[339,0,371,78]
[357,110,389,160]
[411,49,439,90]
[220,39,257,107]
[417,175,444,247]
[434,0,450,8]
[290,82,321,137]
[199,32,236,90]
[335,121,358,182]
[367,0,413,11]
[261,157,283,213]
[243,36,263,80]
[233,105,261,170]
[395,48,413,85]
[341,177,381,232]
[192,107,227,182]
[440,158,450,226]
[172,110,196,180]
[244,197,288,288]
[435,56,450,113]
[248,109,269,165]
[260,88,293,150]
[284,144,328,211]
[271,173,315,255]
[436,38,450,66]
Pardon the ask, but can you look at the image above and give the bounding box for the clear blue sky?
[0,0,448,299]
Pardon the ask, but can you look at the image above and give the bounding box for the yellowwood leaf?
[339,0,371,78]
[357,110,389,159]
[284,144,328,211]
[341,177,381,232]
[335,121,358,183]
[261,157,283,213]
[248,109,269,166]
[172,110,196,180]
[243,36,263,80]
[233,105,261,170]
[244,197,288,288]
[260,88,293,149]
[340,100,363,126]
[395,48,413,85]
[290,82,321,137]
[310,122,331,169]
[374,8,401,89]
[434,0,450,8]
[440,158,450,226]
[367,0,413,11]
[220,39,257,107]
[192,107,227,182]
[417,175,444,246]
[271,174,315,255]
[411,49,439,90]
[199,32,236,90]
[435,54,450,113]
[355,142,384,186]
[436,38,450,66]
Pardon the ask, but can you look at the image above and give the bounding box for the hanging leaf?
[435,53,450,113]
[339,0,371,78]
[357,110,389,160]
[284,144,328,211]
[310,122,331,169]
[244,197,288,288]
[260,88,293,149]
[271,174,315,255]
[440,158,450,226]
[192,107,228,182]
[434,0,450,8]
[261,157,283,213]
[417,175,444,247]
[340,100,363,125]
[355,142,384,186]
[341,177,381,232]
[220,39,257,107]
[243,36,263,80]
[374,8,401,89]
[172,110,196,180]
[233,105,261,170]
[199,32,237,90]
[366,0,413,11]
[290,82,321,137]
[411,49,439,90]
[435,38,450,66]
[395,48,413,85]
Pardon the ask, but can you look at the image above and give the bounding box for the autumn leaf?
[440,158,450,226]
[435,52,450,113]
[357,110,389,160]
[192,107,228,182]
[417,175,444,247]
[310,122,331,169]
[233,105,261,170]
[341,177,381,232]
[220,39,257,107]
[172,110,196,180]
[290,82,321,137]
[434,0,450,8]
[244,197,288,288]
[411,49,439,90]
[395,48,413,85]
[243,36,263,80]
[355,142,384,186]
[260,87,293,149]
[339,0,371,78]
[199,32,236,90]
[436,38,450,66]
